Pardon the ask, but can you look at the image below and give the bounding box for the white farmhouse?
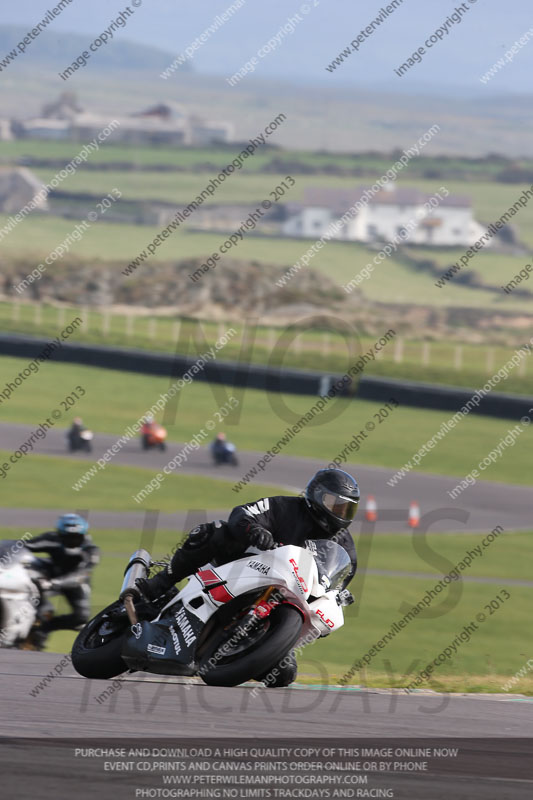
[282,185,487,247]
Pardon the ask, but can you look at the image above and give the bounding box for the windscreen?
[306,539,351,591]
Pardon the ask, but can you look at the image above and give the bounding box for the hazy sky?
[2,0,533,94]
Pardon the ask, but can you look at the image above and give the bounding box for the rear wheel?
[198,603,303,687]
[71,601,129,679]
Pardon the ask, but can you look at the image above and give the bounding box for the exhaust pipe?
[119,549,151,624]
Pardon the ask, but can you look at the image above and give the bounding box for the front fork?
[253,586,284,619]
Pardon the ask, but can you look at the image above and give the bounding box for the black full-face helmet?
[304,469,360,536]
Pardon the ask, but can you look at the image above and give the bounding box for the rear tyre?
[72,601,129,679]
[198,604,302,687]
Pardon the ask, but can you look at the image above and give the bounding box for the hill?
[0,24,191,75]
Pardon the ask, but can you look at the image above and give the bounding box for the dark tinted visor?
[322,493,358,522]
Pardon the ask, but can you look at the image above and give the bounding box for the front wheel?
[72,601,129,679]
[198,604,303,687]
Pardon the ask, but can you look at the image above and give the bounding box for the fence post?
[148,318,156,339]
[422,341,430,366]
[57,306,65,327]
[126,314,134,338]
[172,320,180,343]
[102,309,110,336]
[454,345,463,370]
[394,338,404,363]
[486,348,494,373]
[12,300,20,321]
[81,307,89,332]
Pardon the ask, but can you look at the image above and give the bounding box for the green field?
[3,524,529,694]
[0,357,530,485]
[2,212,532,318]
[0,451,283,511]
[22,165,533,249]
[1,301,532,394]
[3,139,531,177]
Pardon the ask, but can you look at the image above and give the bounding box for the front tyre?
[198,604,303,687]
[72,601,129,679]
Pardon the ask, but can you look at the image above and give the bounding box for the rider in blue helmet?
[25,514,100,648]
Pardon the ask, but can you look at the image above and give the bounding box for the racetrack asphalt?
[1,422,531,535]
[1,651,532,799]
[2,650,532,738]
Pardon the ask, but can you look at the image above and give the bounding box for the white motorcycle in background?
[67,429,93,453]
[72,538,354,686]
[0,542,43,648]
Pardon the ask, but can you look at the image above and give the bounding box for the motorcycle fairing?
[121,600,203,675]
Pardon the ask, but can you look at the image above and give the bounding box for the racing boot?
[136,565,176,602]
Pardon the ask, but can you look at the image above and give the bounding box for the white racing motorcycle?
[72,539,354,686]
[0,542,43,648]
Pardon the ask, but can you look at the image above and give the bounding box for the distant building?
[15,95,234,147]
[0,168,49,214]
[282,185,487,247]
[16,118,72,141]
[0,120,13,141]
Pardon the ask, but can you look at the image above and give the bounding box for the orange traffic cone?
[408,502,420,528]
[365,495,378,522]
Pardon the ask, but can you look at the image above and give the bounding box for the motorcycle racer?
[136,469,359,685]
[25,514,100,646]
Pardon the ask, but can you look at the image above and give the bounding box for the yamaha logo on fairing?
[147,643,166,656]
[247,560,270,575]
[169,626,181,655]
[174,608,196,647]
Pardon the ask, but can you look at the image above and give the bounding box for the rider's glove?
[248,527,275,551]
[337,589,355,607]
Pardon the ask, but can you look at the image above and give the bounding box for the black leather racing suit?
[153,496,357,686]
[162,495,357,589]
[25,532,100,633]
